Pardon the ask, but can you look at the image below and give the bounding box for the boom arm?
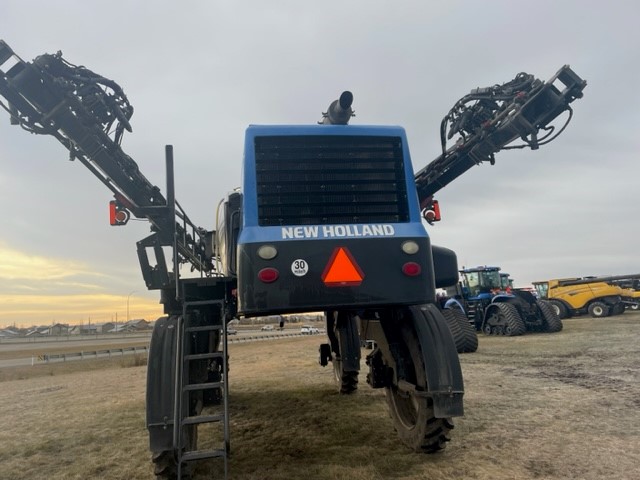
[0,40,214,288]
[415,66,586,213]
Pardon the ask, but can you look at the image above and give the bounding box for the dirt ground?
[0,312,638,479]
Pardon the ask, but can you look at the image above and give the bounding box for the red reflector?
[258,268,279,283]
[109,200,130,226]
[322,247,364,287]
[422,199,441,223]
[109,200,117,225]
[402,262,421,276]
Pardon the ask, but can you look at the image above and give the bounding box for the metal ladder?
[175,299,230,479]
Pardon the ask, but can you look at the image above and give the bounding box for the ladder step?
[182,413,225,426]
[175,310,229,471]
[181,449,226,463]
[184,381,224,392]
[185,325,222,333]
[184,352,225,361]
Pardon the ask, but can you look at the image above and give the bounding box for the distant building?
[26,328,48,337]
[47,323,70,336]
[0,327,20,338]
[93,322,115,334]
[107,319,150,333]
[69,324,99,335]
[125,319,151,331]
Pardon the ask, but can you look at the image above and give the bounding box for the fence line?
[31,332,313,365]
[34,346,149,365]
[227,332,305,343]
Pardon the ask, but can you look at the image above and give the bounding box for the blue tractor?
[445,266,562,336]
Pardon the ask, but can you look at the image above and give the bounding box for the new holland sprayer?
[0,40,586,478]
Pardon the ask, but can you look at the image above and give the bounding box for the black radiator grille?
[255,135,410,226]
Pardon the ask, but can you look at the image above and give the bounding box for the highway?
[0,328,313,368]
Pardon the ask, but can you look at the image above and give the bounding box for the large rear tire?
[441,308,464,353]
[152,427,197,479]
[384,311,453,452]
[455,309,478,352]
[443,308,478,353]
[536,300,563,333]
[148,312,217,480]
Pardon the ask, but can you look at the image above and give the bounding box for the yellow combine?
[533,274,640,318]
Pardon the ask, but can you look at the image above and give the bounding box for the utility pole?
[126,290,136,326]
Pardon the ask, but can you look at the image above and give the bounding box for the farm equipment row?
[443,266,562,336]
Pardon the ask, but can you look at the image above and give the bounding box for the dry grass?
[0,339,150,361]
[0,353,148,382]
[0,313,639,479]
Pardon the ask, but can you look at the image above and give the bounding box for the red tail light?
[258,267,279,283]
[402,262,421,276]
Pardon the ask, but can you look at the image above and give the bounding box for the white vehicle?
[300,325,320,335]
[260,325,274,331]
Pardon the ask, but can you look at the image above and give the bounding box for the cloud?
[0,245,163,327]
[0,245,88,281]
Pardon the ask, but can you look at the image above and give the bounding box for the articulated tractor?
[445,266,562,336]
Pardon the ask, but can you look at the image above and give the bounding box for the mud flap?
[409,304,464,418]
[146,315,177,453]
[336,310,361,372]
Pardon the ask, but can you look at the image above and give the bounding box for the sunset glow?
[0,245,163,327]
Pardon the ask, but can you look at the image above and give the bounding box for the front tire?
[384,311,453,452]
[327,311,360,394]
[332,354,359,394]
[549,300,570,319]
[588,301,609,318]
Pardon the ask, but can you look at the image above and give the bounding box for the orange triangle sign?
[322,247,364,287]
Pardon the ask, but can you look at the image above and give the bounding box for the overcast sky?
[1,1,638,327]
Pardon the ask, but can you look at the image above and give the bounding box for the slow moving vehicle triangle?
[322,247,364,287]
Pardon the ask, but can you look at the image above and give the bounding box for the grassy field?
[0,313,639,479]
[0,339,151,362]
